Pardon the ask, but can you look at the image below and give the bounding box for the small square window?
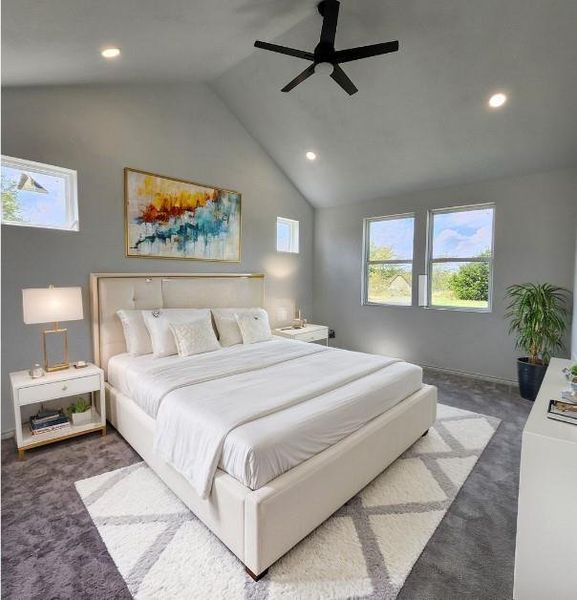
[276,217,299,253]
[1,155,78,231]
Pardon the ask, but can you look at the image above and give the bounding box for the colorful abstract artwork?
[125,168,241,262]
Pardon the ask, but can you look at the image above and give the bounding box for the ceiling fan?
[254,0,399,95]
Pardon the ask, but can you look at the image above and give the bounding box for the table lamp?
[22,286,83,372]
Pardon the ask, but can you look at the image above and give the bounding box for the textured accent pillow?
[142,308,212,357]
[116,309,153,356]
[236,310,272,345]
[169,318,221,357]
[212,308,269,347]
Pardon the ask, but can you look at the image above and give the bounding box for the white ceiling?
[1,0,313,85]
[3,0,577,207]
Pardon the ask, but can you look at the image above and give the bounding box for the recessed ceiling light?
[101,47,121,59]
[306,151,317,161]
[488,92,507,109]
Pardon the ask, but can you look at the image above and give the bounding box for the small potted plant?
[505,283,570,401]
[66,398,93,426]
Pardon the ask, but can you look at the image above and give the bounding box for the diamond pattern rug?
[76,404,499,599]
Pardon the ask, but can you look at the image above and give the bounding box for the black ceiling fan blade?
[330,64,358,95]
[281,64,316,92]
[254,41,314,61]
[333,41,399,64]
[319,0,340,46]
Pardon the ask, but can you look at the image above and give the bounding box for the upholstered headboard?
[90,273,265,376]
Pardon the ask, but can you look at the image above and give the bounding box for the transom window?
[427,204,495,311]
[363,214,415,306]
[276,217,299,253]
[1,155,78,231]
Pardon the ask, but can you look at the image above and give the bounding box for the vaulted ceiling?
[1,0,313,85]
[3,0,577,207]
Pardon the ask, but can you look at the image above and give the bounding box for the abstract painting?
[125,168,241,262]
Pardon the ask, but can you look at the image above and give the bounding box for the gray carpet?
[1,369,531,600]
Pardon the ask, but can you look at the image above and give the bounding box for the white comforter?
[108,339,422,498]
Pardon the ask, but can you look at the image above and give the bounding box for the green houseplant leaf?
[66,397,92,417]
[504,283,570,365]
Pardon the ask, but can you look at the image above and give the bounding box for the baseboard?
[1,429,15,440]
[418,362,517,387]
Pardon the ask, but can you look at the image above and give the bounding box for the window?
[1,155,78,231]
[427,204,495,311]
[276,217,299,253]
[363,214,415,306]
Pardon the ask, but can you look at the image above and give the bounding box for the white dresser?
[514,357,577,600]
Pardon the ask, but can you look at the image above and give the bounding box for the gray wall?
[1,83,314,434]
[314,169,577,381]
[573,228,577,361]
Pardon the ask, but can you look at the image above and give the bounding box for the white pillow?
[169,319,221,357]
[236,310,272,345]
[212,308,269,347]
[116,309,153,356]
[142,308,212,357]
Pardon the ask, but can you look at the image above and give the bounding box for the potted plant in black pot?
[505,283,570,401]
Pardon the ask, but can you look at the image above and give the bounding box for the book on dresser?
[547,399,577,425]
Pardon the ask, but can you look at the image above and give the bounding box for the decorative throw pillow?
[116,309,153,356]
[142,308,212,357]
[169,318,221,357]
[236,310,272,345]
[212,308,270,347]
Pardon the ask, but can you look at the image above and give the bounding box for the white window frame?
[426,203,495,313]
[276,217,299,254]
[362,212,416,307]
[1,155,79,231]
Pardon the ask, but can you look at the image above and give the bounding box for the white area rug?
[76,404,499,599]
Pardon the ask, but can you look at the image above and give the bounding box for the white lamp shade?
[22,287,83,324]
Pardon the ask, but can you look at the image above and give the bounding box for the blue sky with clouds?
[369,217,414,259]
[432,208,493,258]
[370,208,493,260]
[2,165,66,226]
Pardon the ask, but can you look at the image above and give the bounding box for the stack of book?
[547,400,577,425]
[29,409,71,436]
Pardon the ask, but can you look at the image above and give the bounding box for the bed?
[91,273,437,579]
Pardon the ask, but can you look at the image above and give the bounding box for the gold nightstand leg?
[17,448,25,460]
[101,425,107,437]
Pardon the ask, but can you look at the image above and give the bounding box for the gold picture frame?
[124,168,241,262]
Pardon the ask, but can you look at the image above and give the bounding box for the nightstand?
[273,324,329,345]
[10,363,106,458]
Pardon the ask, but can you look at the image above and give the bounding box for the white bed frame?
[90,273,437,579]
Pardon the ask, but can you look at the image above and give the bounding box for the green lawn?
[368,290,488,309]
[430,292,488,309]
[367,294,411,305]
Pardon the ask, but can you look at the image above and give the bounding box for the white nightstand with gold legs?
[10,363,106,458]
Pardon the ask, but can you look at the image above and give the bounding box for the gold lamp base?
[42,324,70,372]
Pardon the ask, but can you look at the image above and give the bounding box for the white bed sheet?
[108,340,422,491]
